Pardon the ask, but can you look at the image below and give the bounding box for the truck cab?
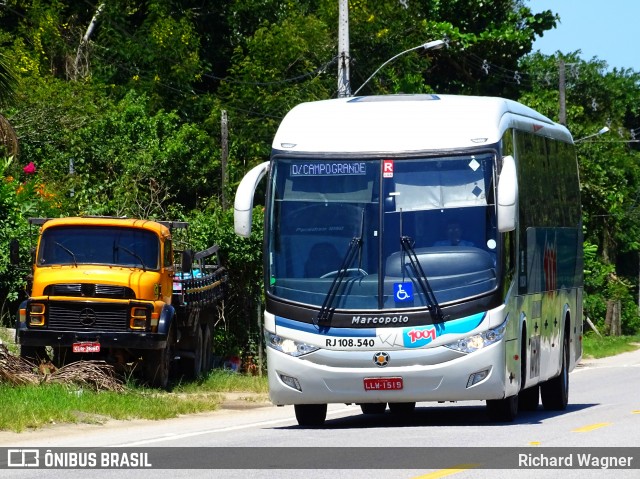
[15,217,227,388]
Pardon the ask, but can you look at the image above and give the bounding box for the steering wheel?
[320,268,368,279]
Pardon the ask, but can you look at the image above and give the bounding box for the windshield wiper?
[315,236,362,326]
[315,209,365,327]
[114,245,147,271]
[54,241,78,267]
[400,236,445,322]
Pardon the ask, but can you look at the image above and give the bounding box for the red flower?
[23,162,36,174]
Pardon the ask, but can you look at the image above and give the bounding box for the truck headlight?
[129,307,150,330]
[265,331,319,357]
[444,319,507,354]
[28,302,46,326]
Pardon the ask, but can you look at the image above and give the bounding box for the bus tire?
[519,385,540,411]
[360,403,386,415]
[541,333,569,411]
[294,404,327,427]
[486,394,518,422]
[518,328,539,411]
[388,402,416,415]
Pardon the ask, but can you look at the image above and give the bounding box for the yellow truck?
[13,217,227,388]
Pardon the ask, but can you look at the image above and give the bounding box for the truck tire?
[193,326,204,378]
[202,324,213,373]
[144,325,175,389]
[19,346,49,365]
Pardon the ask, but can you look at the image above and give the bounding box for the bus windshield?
[267,154,498,311]
[38,226,160,270]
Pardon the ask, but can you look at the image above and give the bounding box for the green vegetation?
[582,333,640,359]
[0,327,17,355]
[1,1,640,359]
[0,370,268,433]
[176,369,268,395]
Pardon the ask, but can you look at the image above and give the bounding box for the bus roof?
[272,94,573,154]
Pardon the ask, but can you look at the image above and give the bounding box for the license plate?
[72,342,100,353]
[364,377,403,391]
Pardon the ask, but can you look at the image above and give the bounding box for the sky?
[530,0,640,71]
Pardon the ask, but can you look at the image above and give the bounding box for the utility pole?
[221,110,229,210]
[558,59,567,126]
[337,0,350,97]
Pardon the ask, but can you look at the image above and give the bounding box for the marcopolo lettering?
[352,315,409,325]
[291,162,366,176]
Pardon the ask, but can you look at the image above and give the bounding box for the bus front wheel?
[486,394,518,422]
[294,404,327,427]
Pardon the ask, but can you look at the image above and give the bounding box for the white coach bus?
[234,94,583,426]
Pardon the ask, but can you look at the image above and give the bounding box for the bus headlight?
[444,319,507,354]
[265,331,319,357]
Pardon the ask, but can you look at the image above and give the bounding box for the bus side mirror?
[234,161,270,238]
[10,239,20,265]
[497,155,518,232]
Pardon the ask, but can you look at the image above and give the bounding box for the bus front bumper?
[266,341,511,406]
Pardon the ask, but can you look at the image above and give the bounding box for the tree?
[519,51,640,333]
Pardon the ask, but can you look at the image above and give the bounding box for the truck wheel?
[144,326,175,389]
[187,327,204,379]
[53,346,74,367]
[202,324,213,373]
[294,404,327,427]
[19,346,49,365]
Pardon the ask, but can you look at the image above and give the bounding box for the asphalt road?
[1,347,640,479]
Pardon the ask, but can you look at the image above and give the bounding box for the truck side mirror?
[497,155,518,232]
[181,249,193,273]
[10,239,20,265]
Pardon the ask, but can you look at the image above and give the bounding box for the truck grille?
[46,302,129,332]
[44,283,136,299]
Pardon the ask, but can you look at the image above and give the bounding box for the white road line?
[113,406,356,446]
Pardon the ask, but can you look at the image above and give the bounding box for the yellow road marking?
[529,441,541,446]
[572,422,611,432]
[412,464,480,479]
[632,410,640,414]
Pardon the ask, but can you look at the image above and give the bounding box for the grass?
[0,370,268,433]
[0,326,18,355]
[175,369,268,394]
[581,333,640,359]
[0,326,269,432]
[0,382,223,432]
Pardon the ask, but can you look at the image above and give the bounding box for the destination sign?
[291,162,366,176]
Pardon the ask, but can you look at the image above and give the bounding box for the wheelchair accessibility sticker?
[394,282,413,302]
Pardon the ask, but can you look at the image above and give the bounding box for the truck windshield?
[38,226,160,270]
[267,154,498,311]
